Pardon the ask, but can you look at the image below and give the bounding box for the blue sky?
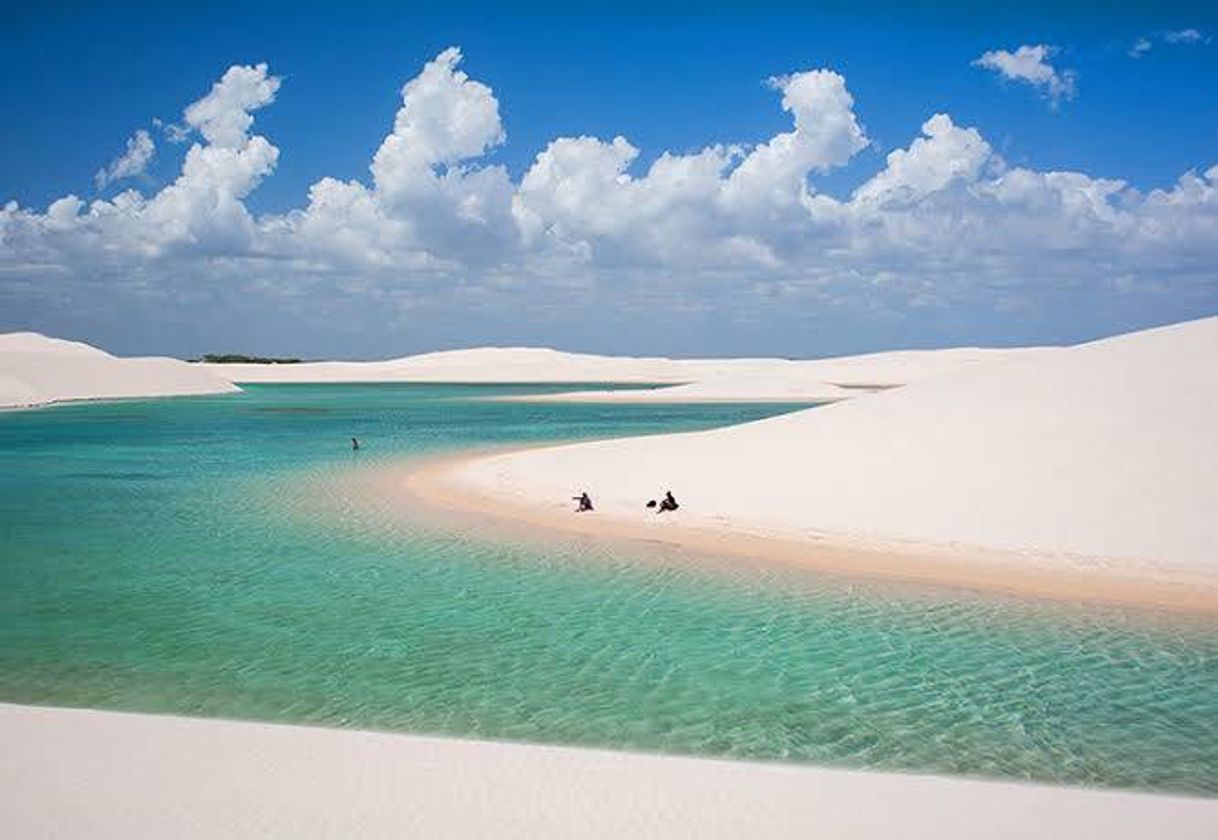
[2,1,1216,358]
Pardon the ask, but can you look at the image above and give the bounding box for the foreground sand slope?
[199,346,1046,404]
[3,705,1215,840]
[453,317,1218,568]
[0,332,238,409]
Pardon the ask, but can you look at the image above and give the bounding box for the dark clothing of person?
[574,492,594,512]
[351,438,360,451]
[658,491,679,513]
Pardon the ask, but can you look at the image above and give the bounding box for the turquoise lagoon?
[1,383,1215,795]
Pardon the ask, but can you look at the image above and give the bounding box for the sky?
[1,0,1216,359]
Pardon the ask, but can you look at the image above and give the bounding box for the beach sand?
[4,704,1215,839]
[3,330,1046,408]
[487,347,1052,404]
[406,317,1218,612]
[0,332,238,409]
[196,345,1047,397]
[402,451,1218,614]
[8,322,1218,834]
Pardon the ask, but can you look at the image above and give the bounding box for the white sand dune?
[4,704,1215,840]
[527,347,1052,402]
[448,317,1218,571]
[201,347,698,383]
[0,332,239,409]
[199,346,1046,404]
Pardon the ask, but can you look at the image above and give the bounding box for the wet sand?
[397,449,1218,616]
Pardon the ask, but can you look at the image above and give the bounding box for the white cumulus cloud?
[852,114,992,208]
[268,46,516,272]
[973,44,1077,105]
[2,47,1216,355]
[513,68,868,269]
[5,63,282,264]
[370,46,506,198]
[183,63,281,149]
[720,70,867,215]
[94,129,156,190]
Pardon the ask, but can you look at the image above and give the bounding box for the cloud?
[513,68,867,269]
[720,70,868,213]
[94,129,155,190]
[1129,28,1211,58]
[153,117,193,144]
[1128,38,1153,59]
[2,48,1216,355]
[271,46,516,272]
[370,46,506,199]
[182,62,281,149]
[852,114,991,208]
[1162,29,1208,44]
[5,62,282,265]
[973,44,1077,104]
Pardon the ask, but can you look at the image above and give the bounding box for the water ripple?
[2,385,1216,796]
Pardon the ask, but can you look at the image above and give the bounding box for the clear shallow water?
[1,384,1216,796]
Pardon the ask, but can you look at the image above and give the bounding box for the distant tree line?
[193,354,303,364]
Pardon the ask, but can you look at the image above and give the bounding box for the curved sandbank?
[407,452,1218,614]
[5,704,1216,839]
[411,317,1218,613]
[0,332,238,409]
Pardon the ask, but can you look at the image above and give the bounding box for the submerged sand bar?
[4,704,1216,839]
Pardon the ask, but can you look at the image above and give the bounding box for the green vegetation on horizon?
[194,354,303,364]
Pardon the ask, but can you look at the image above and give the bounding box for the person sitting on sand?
[573,492,594,512]
[657,491,679,513]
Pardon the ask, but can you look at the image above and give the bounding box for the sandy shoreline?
[491,392,847,404]
[399,450,1218,615]
[384,317,1218,616]
[4,703,1216,839]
